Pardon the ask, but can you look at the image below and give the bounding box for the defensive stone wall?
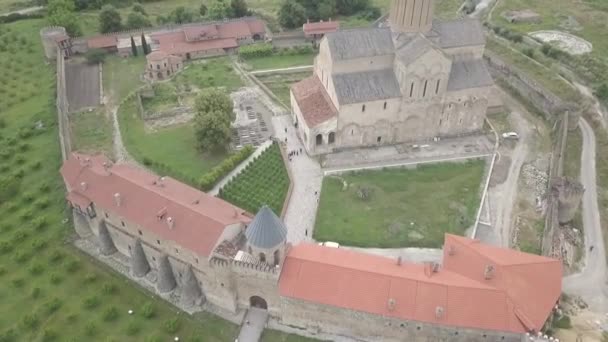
[484,51,569,120]
[56,48,71,160]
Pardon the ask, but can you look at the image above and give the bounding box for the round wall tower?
[553,177,585,224]
[40,26,67,60]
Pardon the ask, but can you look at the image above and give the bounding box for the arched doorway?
[249,296,267,309]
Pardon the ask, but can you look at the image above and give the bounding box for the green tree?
[194,88,234,120]
[596,83,608,102]
[141,32,150,54]
[194,89,234,152]
[169,6,195,23]
[84,48,107,64]
[335,0,369,15]
[127,12,151,29]
[230,0,249,17]
[317,0,337,19]
[47,0,82,36]
[199,3,208,16]
[132,3,147,15]
[208,0,232,19]
[278,0,307,29]
[99,5,122,33]
[130,36,138,56]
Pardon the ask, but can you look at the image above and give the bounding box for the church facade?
[290,0,495,155]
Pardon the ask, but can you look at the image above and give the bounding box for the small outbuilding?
[145,50,183,81]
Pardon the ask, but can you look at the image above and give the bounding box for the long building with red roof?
[61,152,561,342]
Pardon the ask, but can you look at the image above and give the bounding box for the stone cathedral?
[290,0,494,155]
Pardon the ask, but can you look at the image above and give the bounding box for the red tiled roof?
[247,20,266,34]
[87,35,117,49]
[291,75,337,128]
[66,191,91,209]
[184,25,219,41]
[60,153,251,257]
[303,20,340,36]
[279,235,562,334]
[146,50,169,61]
[442,234,562,333]
[153,30,238,55]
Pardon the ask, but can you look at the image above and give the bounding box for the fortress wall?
[279,297,522,342]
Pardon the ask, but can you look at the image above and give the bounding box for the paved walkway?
[271,115,323,243]
[209,140,273,196]
[237,308,268,342]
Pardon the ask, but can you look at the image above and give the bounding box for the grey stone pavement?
[237,308,268,342]
[271,114,323,244]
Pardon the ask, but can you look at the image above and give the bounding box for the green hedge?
[238,43,273,59]
[198,145,254,191]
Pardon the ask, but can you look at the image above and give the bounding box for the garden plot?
[65,60,100,113]
[219,142,289,216]
[529,30,592,55]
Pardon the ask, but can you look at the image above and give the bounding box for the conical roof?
[245,206,287,249]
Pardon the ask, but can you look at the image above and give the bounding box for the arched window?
[383,101,387,110]
[316,134,323,146]
[435,79,441,94]
[273,250,280,266]
[259,253,266,263]
[328,132,335,144]
[362,104,366,112]
[423,80,428,97]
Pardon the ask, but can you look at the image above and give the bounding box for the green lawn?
[0,18,241,342]
[0,0,29,12]
[102,55,146,103]
[563,127,582,180]
[118,98,228,185]
[435,0,465,19]
[173,57,243,92]
[242,53,315,70]
[220,142,290,216]
[141,83,180,114]
[314,161,485,248]
[257,71,311,106]
[69,109,113,157]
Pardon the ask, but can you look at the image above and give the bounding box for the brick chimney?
[167,216,174,229]
[114,192,122,207]
[80,181,87,191]
[484,265,495,280]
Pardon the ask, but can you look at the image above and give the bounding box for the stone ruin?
[552,177,585,224]
[501,10,541,24]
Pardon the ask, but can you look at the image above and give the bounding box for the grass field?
[563,127,582,180]
[69,109,114,157]
[257,71,311,106]
[103,55,146,103]
[220,142,290,216]
[173,58,243,92]
[118,99,228,185]
[141,83,180,114]
[242,53,314,71]
[0,0,29,12]
[314,161,485,248]
[0,18,243,342]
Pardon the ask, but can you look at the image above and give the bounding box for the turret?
[245,206,288,266]
[552,177,585,224]
[389,0,435,34]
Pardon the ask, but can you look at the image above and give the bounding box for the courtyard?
[314,161,486,248]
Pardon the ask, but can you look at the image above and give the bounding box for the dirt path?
[563,118,608,313]
[489,90,533,247]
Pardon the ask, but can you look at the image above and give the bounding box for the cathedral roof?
[433,19,485,48]
[395,34,436,65]
[332,69,401,105]
[447,59,494,91]
[245,206,287,249]
[326,28,394,61]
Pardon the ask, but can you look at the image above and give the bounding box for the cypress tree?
[130,36,138,56]
[141,32,149,55]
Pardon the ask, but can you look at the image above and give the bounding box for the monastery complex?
[61,152,562,342]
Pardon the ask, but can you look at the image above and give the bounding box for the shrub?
[17,142,29,152]
[49,273,62,284]
[101,282,117,295]
[102,306,119,321]
[125,321,141,336]
[30,160,42,171]
[41,328,58,342]
[163,318,180,334]
[141,302,155,319]
[11,278,24,288]
[82,295,100,309]
[0,328,16,342]
[18,209,33,222]
[64,259,81,273]
[0,241,12,254]
[0,176,20,204]
[45,297,62,314]
[85,49,108,65]
[14,155,25,165]
[84,273,97,283]
[21,313,38,329]
[84,321,97,336]
[28,262,45,275]
[48,250,65,264]
[11,251,29,263]
[34,198,50,209]
[554,315,572,329]
[31,287,42,299]
[0,266,6,276]
[198,145,254,190]
[239,43,273,59]
[523,48,535,58]
[31,238,47,250]
[32,216,48,231]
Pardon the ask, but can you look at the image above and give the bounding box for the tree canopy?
[47,0,82,36]
[194,89,234,152]
[278,0,379,28]
[99,5,122,33]
[230,0,249,18]
[208,0,232,20]
[127,12,151,29]
[278,0,307,29]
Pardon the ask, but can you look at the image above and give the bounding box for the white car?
[502,132,519,140]
[318,241,340,248]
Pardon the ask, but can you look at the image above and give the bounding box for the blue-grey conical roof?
[245,206,287,249]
